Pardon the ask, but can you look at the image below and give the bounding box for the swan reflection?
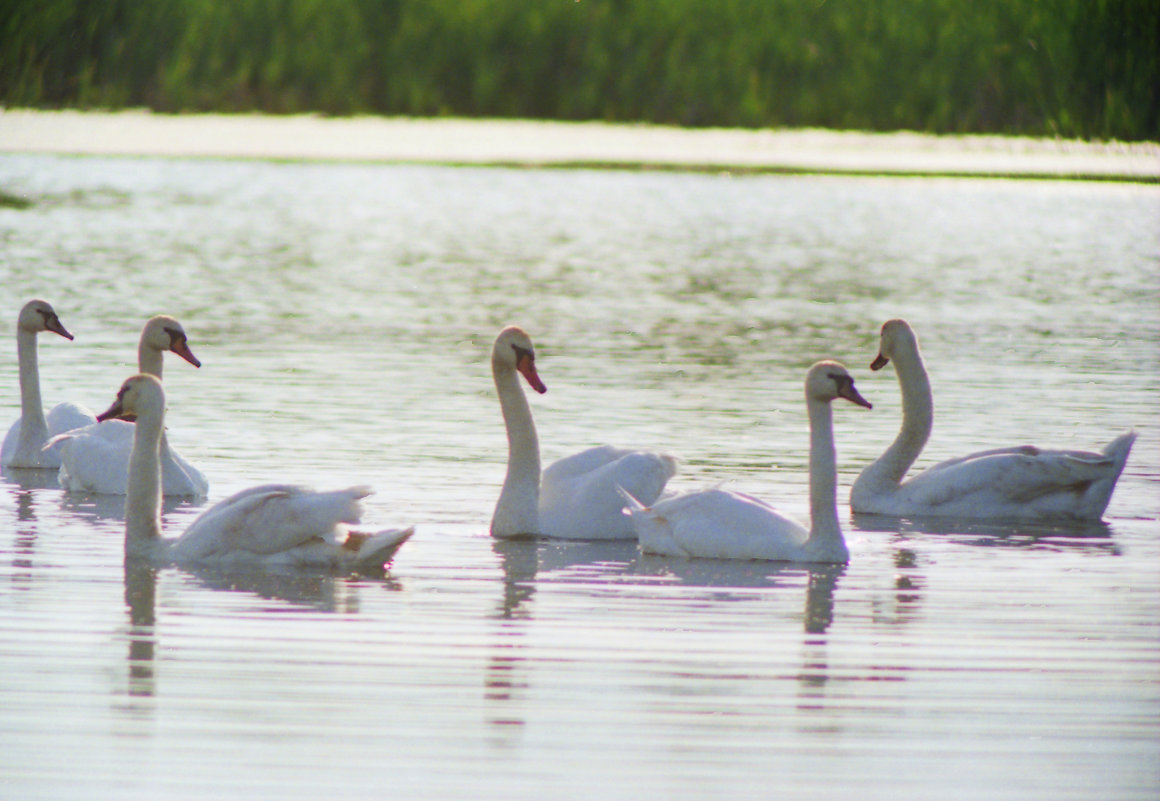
[852,511,1119,553]
[123,560,158,699]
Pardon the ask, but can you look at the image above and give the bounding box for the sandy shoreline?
[1,108,1158,181]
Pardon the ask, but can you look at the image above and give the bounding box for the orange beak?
[171,340,202,368]
[517,352,546,394]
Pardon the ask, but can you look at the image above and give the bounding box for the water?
[1,152,1158,800]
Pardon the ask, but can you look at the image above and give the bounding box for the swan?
[622,361,872,562]
[101,373,413,571]
[489,325,677,539]
[55,315,209,497]
[849,319,1135,520]
[2,299,97,468]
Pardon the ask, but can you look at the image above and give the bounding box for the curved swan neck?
[491,355,541,536]
[15,327,48,442]
[863,344,933,490]
[125,401,166,555]
[805,396,842,544]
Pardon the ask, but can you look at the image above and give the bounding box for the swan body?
[2,300,97,468]
[489,326,677,539]
[623,361,871,563]
[850,319,1135,520]
[107,374,412,571]
[55,315,208,497]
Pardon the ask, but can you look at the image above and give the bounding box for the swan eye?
[165,327,184,347]
[829,373,854,392]
[512,344,534,363]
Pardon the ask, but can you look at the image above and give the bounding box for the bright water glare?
[1,153,1158,800]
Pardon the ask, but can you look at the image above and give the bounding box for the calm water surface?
[1,153,1158,800]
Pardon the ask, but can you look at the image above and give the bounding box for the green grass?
[1,0,1156,140]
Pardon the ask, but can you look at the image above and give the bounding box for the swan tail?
[1102,431,1137,469]
[1086,431,1136,518]
[346,526,414,570]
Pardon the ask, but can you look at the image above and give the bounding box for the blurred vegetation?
[1,0,1156,140]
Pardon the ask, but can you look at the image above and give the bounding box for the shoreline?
[1,108,1158,182]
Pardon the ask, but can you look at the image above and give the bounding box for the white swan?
[623,361,872,562]
[2,300,97,468]
[102,373,413,571]
[490,325,677,539]
[55,315,209,497]
[850,319,1136,520]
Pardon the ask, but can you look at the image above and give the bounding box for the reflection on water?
[854,511,1121,554]
[123,560,157,699]
[0,153,1157,799]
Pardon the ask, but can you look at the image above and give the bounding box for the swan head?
[871,319,918,371]
[97,374,165,423]
[141,315,201,368]
[492,326,547,394]
[806,361,872,409]
[18,299,73,340]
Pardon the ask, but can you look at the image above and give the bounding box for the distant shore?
[1,109,1158,181]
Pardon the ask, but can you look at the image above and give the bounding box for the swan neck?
[16,327,48,441]
[867,346,933,489]
[125,403,166,555]
[806,396,842,543]
[138,340,163,378]
[491,356,541,535]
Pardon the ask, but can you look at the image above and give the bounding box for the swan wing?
[46,402,98,437]
[175,484,372,561]
[541,447,678,539]
[158,435,209,498]
[634,488,808,560]
[53,421,208,497]
[56,420,135,493]
[901,433,1135,519]
[542,445,632,486]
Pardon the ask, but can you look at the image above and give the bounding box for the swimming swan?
[490,325,677,539]
[2,300,96,468]
[622,361,871,562]
[849,319,1135,520]
[104,374,413,571]
[55,315,209,497]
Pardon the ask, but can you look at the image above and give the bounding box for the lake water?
[1,151,1158,800]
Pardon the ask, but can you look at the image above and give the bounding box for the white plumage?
[850,319,1135,521]
[55,315,208,497]
[107,374,412,572]
[623,361,871,563]
[2,299,97,469]
[489,326,677,539]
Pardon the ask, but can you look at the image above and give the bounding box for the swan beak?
[96,397,128,423]
[517,353,547,394]
[839,382,873,410]
[171,340,202,368]
[870,352,889,371]
[45,316,74,341]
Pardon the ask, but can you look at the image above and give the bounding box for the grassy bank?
[1,0,1157,141]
